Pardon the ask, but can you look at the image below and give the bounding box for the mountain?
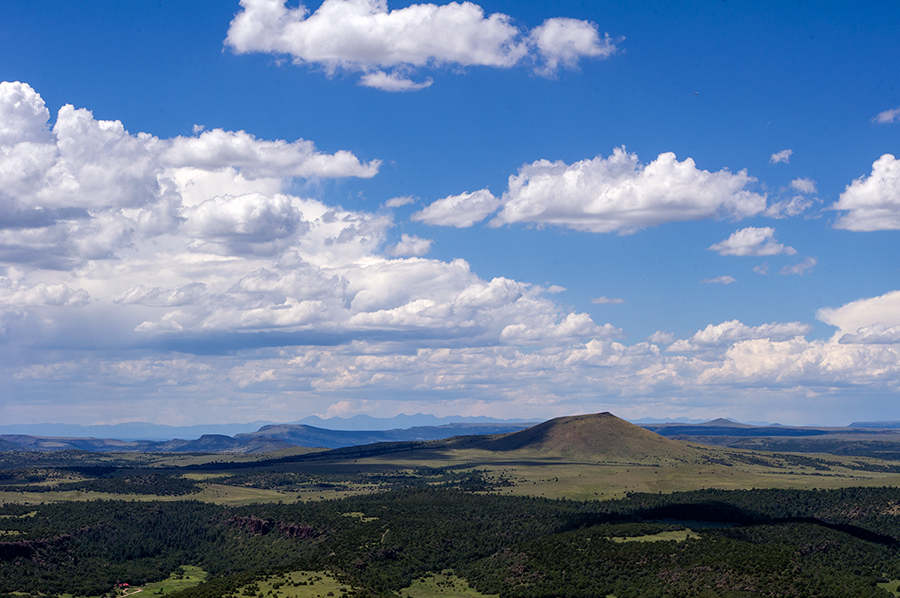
[0,414,533,440]
[0,434,291,454]
[475,412,699,461]
[0,422,534,453]
[699,418,753,428]
[235,422,533,449]
[291,413,533,431]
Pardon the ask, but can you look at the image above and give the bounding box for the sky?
[0,0,899,427]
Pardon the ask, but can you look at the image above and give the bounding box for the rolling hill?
[471,412,700,461]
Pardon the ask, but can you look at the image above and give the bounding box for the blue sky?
[1,0,899,426]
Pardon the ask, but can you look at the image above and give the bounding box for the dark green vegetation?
[4,488,900,597]
[5,413,900,596]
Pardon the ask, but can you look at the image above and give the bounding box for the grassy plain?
[291,445,900,501]
[400,572,498,598]
[133,565,208,595]
[240,570,350,598]
[6,429,900,505]
[5,445,900,506]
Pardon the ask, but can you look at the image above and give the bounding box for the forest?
[3,486,900,597]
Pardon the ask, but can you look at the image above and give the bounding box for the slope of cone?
[477,412,699,461]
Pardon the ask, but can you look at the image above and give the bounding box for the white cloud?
[832,154,900,231]
[501,312,621,343]
[591,296,625,304]
[386,233,432,257]
[359,71,432,92]
[0,279,90,307]
[873,106,900,124]
[182,192,304,255]
[838,323,900,345]
[790,178,817,194]
[11,83,900,424]
[764,195,815,219]
[668,319,812,352]
[0,81,53,145]
[529,17,617,75]
[117,283,208,307]
[225,0,617,90]
[491,148,766,233]
[412,189,501,228]
[701,275,736,285]
[696,337,900,389]
[385,195,416,208]
[780,256,817,276]
[770,149,793,164]
[708,227,796,257]
[162,128,381,179]
[0,81,379,267]
[647,330,675,345]
[817,290,900,339]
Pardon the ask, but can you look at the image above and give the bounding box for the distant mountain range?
[0,413,535,441]
[3,414,900,455]
[0,421,537,453]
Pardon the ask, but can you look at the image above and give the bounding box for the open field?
[131,565,208,596]
[401,572,498,598]
[5,441,900,505]
[241,570,351,598]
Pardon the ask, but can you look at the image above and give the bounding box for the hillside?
[476,412,699,461]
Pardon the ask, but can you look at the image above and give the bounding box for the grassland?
[6,412,900,506]
[400,572,498,598]
[5,441,900,506]
[132,565,208,596]
[879,579,900,597]
[238,570,351,598]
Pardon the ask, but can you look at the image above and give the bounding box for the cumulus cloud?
[528,17,617,75]
[770,149,793,164]
[701,275,736,285]
[708,227,796,257]
[873,106,900,124]
[501,312,621,343]
[117,283,208,307]
[10,82,900,425]
[0,81,380,267]
[0,279,90,307]
[162,128,381,179]
[225,0,618,90]
[5,83,573,347]
[832,154,900,231]
[485,147,766,233]
[412,189,501,228]
[668,319,812,352]
[695,337,900,389]
[818,290,900,339]
[182,192,305,255]
[386,233,432,257]
[838,323,900,345]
